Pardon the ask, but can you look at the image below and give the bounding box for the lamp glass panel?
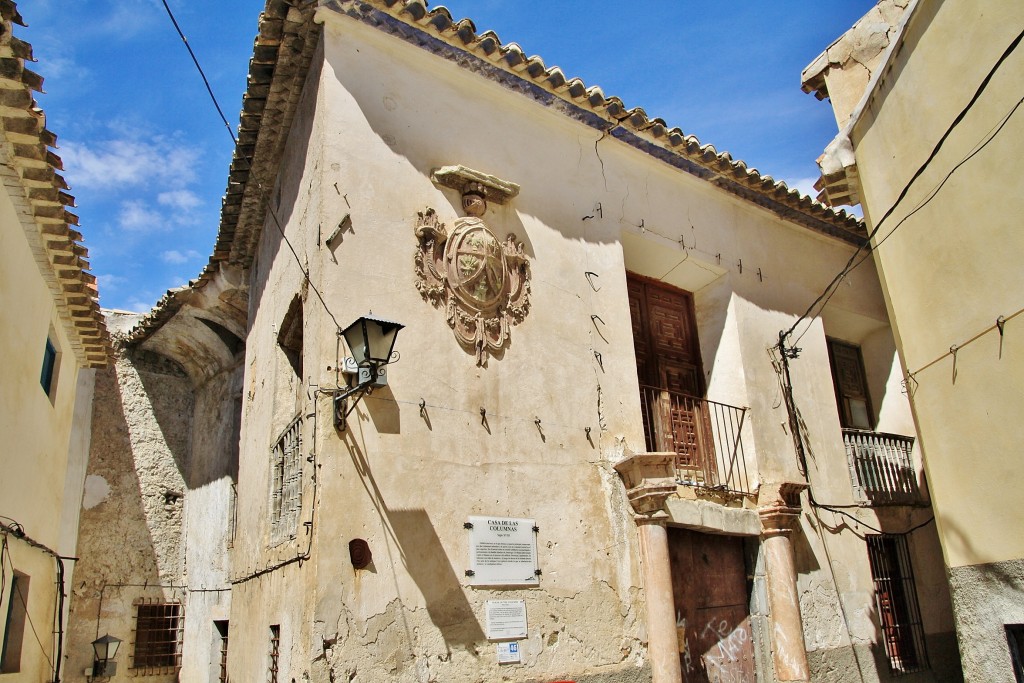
[366,322,399,363]
[342,320,369,365]
[92,634,121,661]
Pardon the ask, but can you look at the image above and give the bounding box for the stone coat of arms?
[414,201,530,366]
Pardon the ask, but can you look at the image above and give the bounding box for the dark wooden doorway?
[628,274,716,483]
[669,528,755,683]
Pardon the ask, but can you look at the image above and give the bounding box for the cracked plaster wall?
[222,5,956,683]
[65,340,193,682]
[65,313,241,683]
[812,0,912,130]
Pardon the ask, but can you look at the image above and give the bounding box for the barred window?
[866,535,928,675]
[270,416,303,544]
[131,601,183,671]
[269,625,281,683]
[214,620,229,683]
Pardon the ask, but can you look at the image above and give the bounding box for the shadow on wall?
[343,434,485,650]
[66,358,167,679]
[389,508,486,646]
[132,348,194,480]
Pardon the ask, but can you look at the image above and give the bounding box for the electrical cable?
[2,542,55,678]
[791,90,1024,351]
[160,0,235,142]
[160,0,343,332]
[782,26,1024,350]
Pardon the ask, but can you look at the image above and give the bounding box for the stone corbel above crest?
[415,166,529,367]
[430,165,520,206]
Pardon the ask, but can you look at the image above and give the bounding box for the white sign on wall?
[496,641,521,664]
[485,599,528,640]
[466,516,539,586]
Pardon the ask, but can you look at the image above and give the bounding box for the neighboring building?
[65,1,960,682]
[804,0,1024,681]
[0,2,109,681]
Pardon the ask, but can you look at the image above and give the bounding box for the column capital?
[614,452,677,515]
[634,510,670,526]
[757,481,807,537]
[758,505,801,537]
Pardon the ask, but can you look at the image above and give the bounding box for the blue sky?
[21,0,872,313]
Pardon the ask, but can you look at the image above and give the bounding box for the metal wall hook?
[591,314,606,327]
[593,350,604,370]
[585,271,601,292]
[997,315,1007,358]
[582,202,603,221]
[950,344,959,383]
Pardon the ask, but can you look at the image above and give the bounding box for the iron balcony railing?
[844,429,923,505]
[639,385,753,496]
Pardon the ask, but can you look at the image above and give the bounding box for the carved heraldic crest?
[415,207,531,366]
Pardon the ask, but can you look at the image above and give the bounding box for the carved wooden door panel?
[628,275,713,480]
[669,528,755,683]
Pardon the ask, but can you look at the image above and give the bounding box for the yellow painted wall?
[0,171,92,678]
[852,0,1024,568]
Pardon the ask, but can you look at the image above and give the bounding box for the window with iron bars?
[131,600,183,671]
[270,415,303,545]
[214,620,229,683]
[866,535,928,675]
[269,625,281,683]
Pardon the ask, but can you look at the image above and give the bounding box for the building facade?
[0,2,109,681]
[65,1,962,682]
[804,1,1024,680]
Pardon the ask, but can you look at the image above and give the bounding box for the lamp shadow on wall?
[344,438,485,650]
[389,508,486,647]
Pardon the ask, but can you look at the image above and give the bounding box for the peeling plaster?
[82,474,111,509]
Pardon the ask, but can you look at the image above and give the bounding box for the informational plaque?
[496,641,521,664]
[485,599,528,640]
[467,516,539,586]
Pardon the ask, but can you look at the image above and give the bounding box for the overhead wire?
[160,0,343,332]
[782,26,1024,350]
[1,534,55,678]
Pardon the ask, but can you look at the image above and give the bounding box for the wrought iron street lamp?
[334,314,404,431]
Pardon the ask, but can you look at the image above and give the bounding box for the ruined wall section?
[65,334,193,682]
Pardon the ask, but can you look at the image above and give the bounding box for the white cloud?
[161,249,202,264]
[96,273,128,291]
[61,136,199,192]
[788,176,823,202]
[158,190,201,211]
[119,200,162,231]
[123,297,156,314]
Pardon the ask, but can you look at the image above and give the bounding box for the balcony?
[639,385,754,496]
[843,429,924,505]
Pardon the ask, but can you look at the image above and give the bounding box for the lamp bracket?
[340,358,388,387]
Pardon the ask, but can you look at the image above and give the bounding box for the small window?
[131,601,183,671]
[866,535,928,675]
[827,338,873,430]
[1,571,29,673]
[278,295,303,380]
[214,620,229,683]
[40,336,58,398]
[1007,625,1024,683]
[269,625,281,683]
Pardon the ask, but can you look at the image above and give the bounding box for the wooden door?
[628,275,714,481]
[669,528,756,683]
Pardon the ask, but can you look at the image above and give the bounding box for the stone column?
[615,453,681,683]
[758,482,810,683]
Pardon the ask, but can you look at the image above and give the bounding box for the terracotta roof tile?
[0,2,109,366]
[128,0,864,343]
